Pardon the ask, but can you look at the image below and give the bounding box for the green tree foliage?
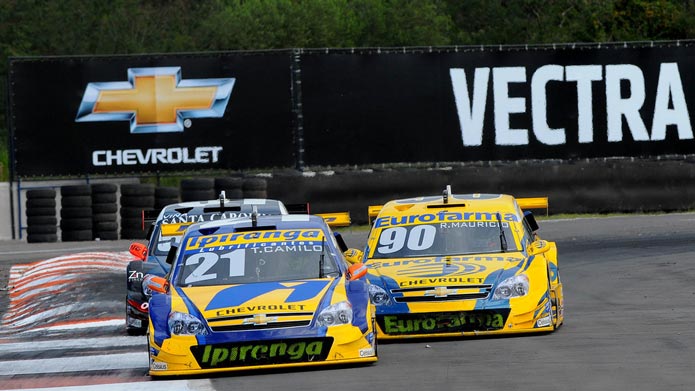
[1,0,695,180]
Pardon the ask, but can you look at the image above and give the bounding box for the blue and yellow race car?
[126,197,290,335]
[145,214,377,376]
[356,186,564,339]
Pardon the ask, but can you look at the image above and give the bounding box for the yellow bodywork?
[365,193,564,339]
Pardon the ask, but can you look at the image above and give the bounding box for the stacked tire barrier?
[180,178,215,202]
[214,177,243,199]
[155,186,180,210]
[242,178,268,198]
[120,183,155,239]
[25,189,58,243]
[91,183,119,240]
[60,185,93,242]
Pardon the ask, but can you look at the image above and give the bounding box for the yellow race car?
[358,186,563,339]
[145,214,377,376]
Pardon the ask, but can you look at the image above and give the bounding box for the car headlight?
[368,284,391,306]
[168,312,209,335]
[317,301,353,327]
[142,274,155,298]
[493,274,530,300]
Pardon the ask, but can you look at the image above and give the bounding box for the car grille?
[391,284,493,303]
[208,312,313,332]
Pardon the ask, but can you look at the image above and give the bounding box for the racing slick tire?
[181,189,215,202]
[26,216,57,226]
[26,207,57,217]
[60,185,91,197]
[243,178,268,198]
[60,207,92,218]
[26,189,56,199]
[215,177,243,199]
[26,198,56,208]
[61,196,92,208]
[120,183,155,197]
[180,178,214,191]
[61,229,93,242]
[90,183,118,193]
[60,218,93,231]
[92,203,118,214]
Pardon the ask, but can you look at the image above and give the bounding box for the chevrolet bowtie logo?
[243,314,278,326]
[424,287,457,298]
[75,67,234,134]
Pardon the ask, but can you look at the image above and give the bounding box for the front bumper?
[148,326,377,376]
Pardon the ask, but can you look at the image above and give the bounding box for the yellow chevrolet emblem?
[76,67,234,134]
[424,287,457,298]
[243,314,278,326]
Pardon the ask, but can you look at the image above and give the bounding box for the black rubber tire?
[61,196,92,208]
[61,185,92,197]
[121,228,147,239]
[120,207,145,218]
[94,231,119,241]
[91,183,118,193]
[181,189,215,202]
[92,193,117,204]
[93,213,117,223]
[93,203,118,214]
[26,198,56,208]
[121,184,155,197]
[121,217,144,229]
[26,189,56,199]
[243,190,268,199]
[94,221,118,231]
[26,207,57,217]
[60,218,93,230]
[215,177,243,196]
[27,224,57,234]
[155,197,180,209]
[242,178,267,191]
[223,189,244,199]
[155,186,180,198]
[61,230,93,242]
[27,233,58,243]
[27,216,57,226]
[60,207,92,219]
[181,178,214,191]
[120,196,155,208]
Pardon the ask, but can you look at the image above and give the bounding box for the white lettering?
[605,64,649,142]
[493,67,528,145]
[450,68,490,146]
[565,65,602,143]
[651,62,693,141]
[91,146,224,166]
[531,65,565,145]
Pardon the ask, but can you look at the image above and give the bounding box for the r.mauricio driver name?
[92,146,223,166]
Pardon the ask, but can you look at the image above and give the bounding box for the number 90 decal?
[377,225,436,254]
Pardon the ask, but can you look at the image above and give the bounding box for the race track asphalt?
[0,214,694,390]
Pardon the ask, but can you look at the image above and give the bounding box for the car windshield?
[175,229,340,287]
[370,221,520,259]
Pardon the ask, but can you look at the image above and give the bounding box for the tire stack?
[242,177,268,199]
[155,186,181,210]
[25,189,58,243]
[180,178,215,202]
[60,185,93,242]
[91,183,119,241]
[120,183,155,239]
[214,177,243,199]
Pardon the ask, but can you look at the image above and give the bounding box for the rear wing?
[274,203,353,227]
[368,196,549,224]
[316,212,351,227]
[516,197,549,216]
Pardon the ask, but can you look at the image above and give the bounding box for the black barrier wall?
[8,42,695,178]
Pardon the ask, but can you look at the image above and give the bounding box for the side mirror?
[129,242,147,261]
[144,275,169,294]
[333,232,348,252]
[523,211,540,232]
[165,245,178,265]
[347,263,368,281]
[528,240,551,256]
[344,248,364,264]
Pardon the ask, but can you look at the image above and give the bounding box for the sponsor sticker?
[150,360,168,371]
